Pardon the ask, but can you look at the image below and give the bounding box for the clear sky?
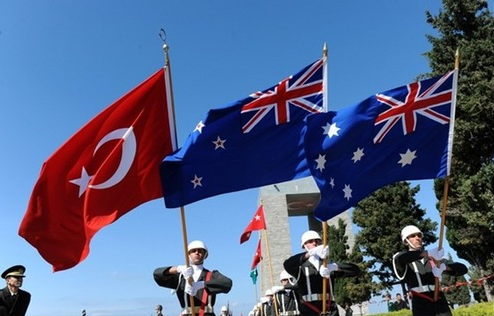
[1,1,472,316]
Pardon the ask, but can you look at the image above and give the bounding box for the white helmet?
[300,230,321,247]
[221,306,228,312]
[188,240,209,259]
[279,270,293,281]
[401,225,422,242]
[265,289,274,296]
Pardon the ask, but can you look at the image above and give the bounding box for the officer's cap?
[2,265,26,279]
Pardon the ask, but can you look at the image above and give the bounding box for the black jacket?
[0,287,31,316]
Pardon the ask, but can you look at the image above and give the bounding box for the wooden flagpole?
[160,29,196,316]
[321,222,328,314]
[434,48,460,301]
[262,226,279,316]
[321,42,329,315]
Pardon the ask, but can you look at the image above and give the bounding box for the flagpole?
[262,228,279,316]
[321,43,329,314]
[434,48,460,302]
[160,29,196,316]
[322,42,328,112]
[321,222,328,314]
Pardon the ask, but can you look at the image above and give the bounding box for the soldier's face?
[406,233,423,249]
[6,276,23,288]
[304,238,321,250]
[188,248,206,265]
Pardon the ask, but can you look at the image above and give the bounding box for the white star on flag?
[398,149,417,167]
[191,175,203,188]
[194,121,205,133]
[213,136,226,150]
[315,154,326,172]
[343,184,352,201]
[352,148,365,163]
[322,122,340,138]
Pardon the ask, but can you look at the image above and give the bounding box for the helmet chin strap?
[405,239,422,251]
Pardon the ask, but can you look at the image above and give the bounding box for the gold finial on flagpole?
[454,48,460,69]
[323,42,328,58]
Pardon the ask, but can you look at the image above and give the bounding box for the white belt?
[411,285,435,293]
[280,312,300,316]
[182,306,214,314]
[302,293,329,302]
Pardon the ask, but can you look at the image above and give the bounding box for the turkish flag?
[251,239,262,270]
[240,205,266,244]
[19,67,176,271]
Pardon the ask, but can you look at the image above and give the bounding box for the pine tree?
[424,0,494,302]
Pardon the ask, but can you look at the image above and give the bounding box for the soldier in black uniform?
[260,289,276,316]
[272,270,300,316]
[283,230,360,316]
[393,225,467,316]
[0,265,31,316]
[154,240,233,316]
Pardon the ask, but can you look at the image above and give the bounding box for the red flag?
[251,239,262,270]
[19,67,176,271]
[240,205,266,244]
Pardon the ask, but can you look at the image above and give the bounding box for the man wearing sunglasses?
[393,225,467,316]
[153,240,232,316]
[0,265,31,316]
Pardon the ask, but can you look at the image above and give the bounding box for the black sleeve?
[153,267,179,289]
[334,262,360,278]
[205,270,233,294]
[395,250,424,266]
[444,262,468,276]
[283,252,306,278]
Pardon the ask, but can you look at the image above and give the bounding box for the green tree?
[352,182,437,294]
[326,219,351,305]
[326,218,378,307]
[424,0,494,302]
[345,242,380,306]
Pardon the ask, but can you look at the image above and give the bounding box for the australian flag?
[161,58,325,208]
[304,70,457,221]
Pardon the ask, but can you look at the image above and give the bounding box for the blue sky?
[0,1,471,315]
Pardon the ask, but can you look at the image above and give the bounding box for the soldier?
[0,265,31,316]
[393,225,467,316]
[260,289,276,316]
[283,230,360,316]
[154,240,232,316]
[272,270,300,316]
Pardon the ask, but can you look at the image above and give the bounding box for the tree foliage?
[326,218,379,306]
[424,0,494,301]
[326,219,351,305]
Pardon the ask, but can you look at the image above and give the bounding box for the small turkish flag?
[240,205,266,244]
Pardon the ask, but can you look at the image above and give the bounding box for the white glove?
[432,263,447,280]
[260,297,269,303]
[271,285,284,293]
[308,245,329,259]
[185,282,197,296]
[428,247,445,261]
[319,263,338,278]
[177,265,193,278]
